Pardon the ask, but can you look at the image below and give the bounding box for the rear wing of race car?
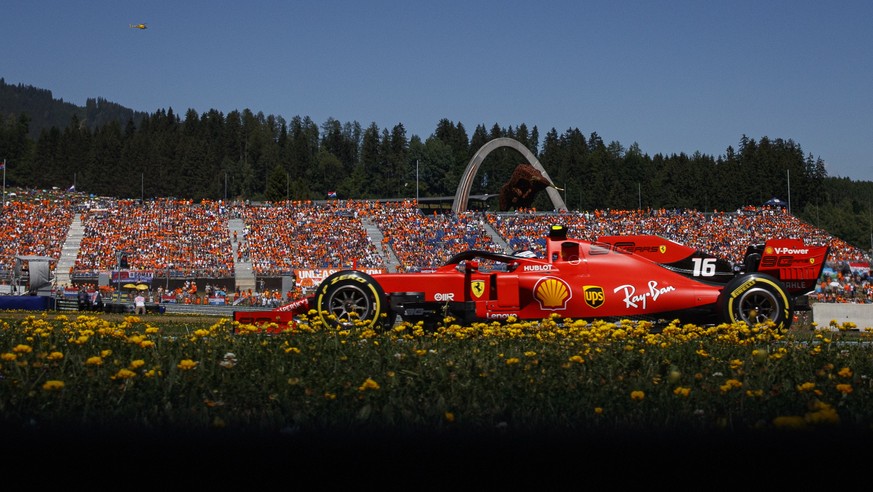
[742,239,830,296]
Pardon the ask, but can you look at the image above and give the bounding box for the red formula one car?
[234,224,829,331]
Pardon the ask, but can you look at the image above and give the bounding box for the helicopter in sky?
[129,23,148,29]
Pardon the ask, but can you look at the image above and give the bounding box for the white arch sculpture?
[452,137,567,213]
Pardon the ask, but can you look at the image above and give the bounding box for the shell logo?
[534,277,571,310]
[764,246,774,254]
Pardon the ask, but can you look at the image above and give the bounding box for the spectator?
[134,292,146,315]
[92,289,103,311]
[77,286,89,311]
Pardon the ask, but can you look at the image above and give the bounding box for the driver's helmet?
[512,249,538,258]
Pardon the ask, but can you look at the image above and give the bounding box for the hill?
[0,78,147,138]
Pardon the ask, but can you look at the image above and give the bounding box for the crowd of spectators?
[354,200,502,270]
[1,187,870,304]
[241,200,387,276]
[74,198,235,278]
[489,206,869,266]
[0,193,74,277]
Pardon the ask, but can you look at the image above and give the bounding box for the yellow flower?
[112,368,136,380]
[13,344,32,354]
[444,412,455,423]
[796,381,816,392]
[42,380,65,391]
[752,349,768,363]
[177,359,198,370]
[630,390,645,401]
[129,359,145,369]
[673,386,691,397]
[47,351,64,361]
[836,383,853,395]
[505,357,520,365]
[805,401,840,425]
[773,415,808,429]
[594,407,604,415]
[719,379,743,392]
[1,353,17,361]
[85,356,104,366]
[838,367,853,378]
[358,378,380,391]
[568,355,585,364]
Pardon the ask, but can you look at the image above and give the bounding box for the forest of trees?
[1,78,872,253]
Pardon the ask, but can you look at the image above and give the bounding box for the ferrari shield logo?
[584,286,605,308]
[659,245,667,254]
[470,280,485,298]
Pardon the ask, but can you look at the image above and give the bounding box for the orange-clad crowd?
[241,200,386,275]
[74,198,234,277]
[1,189,870,304]
[0,196,73,273]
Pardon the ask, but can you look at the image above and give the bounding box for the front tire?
[315,271,392,329]
[719,273,792,329]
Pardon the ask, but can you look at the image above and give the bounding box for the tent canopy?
[15,255,57,262]
[764,197,787,208]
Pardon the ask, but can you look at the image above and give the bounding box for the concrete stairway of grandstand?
[361,218,400,271]
[228,218,256,293]
[483,221,510,253]
[55,213,83,288]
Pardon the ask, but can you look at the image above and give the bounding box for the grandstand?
[0,189,870,307]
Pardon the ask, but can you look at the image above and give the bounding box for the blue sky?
[3,1,871,181]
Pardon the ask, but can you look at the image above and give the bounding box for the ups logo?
[584,285,604,308]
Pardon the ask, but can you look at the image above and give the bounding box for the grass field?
[2,308,872,485]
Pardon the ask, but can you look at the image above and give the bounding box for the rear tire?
[315,271,392,330]
[719,273,792,329]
